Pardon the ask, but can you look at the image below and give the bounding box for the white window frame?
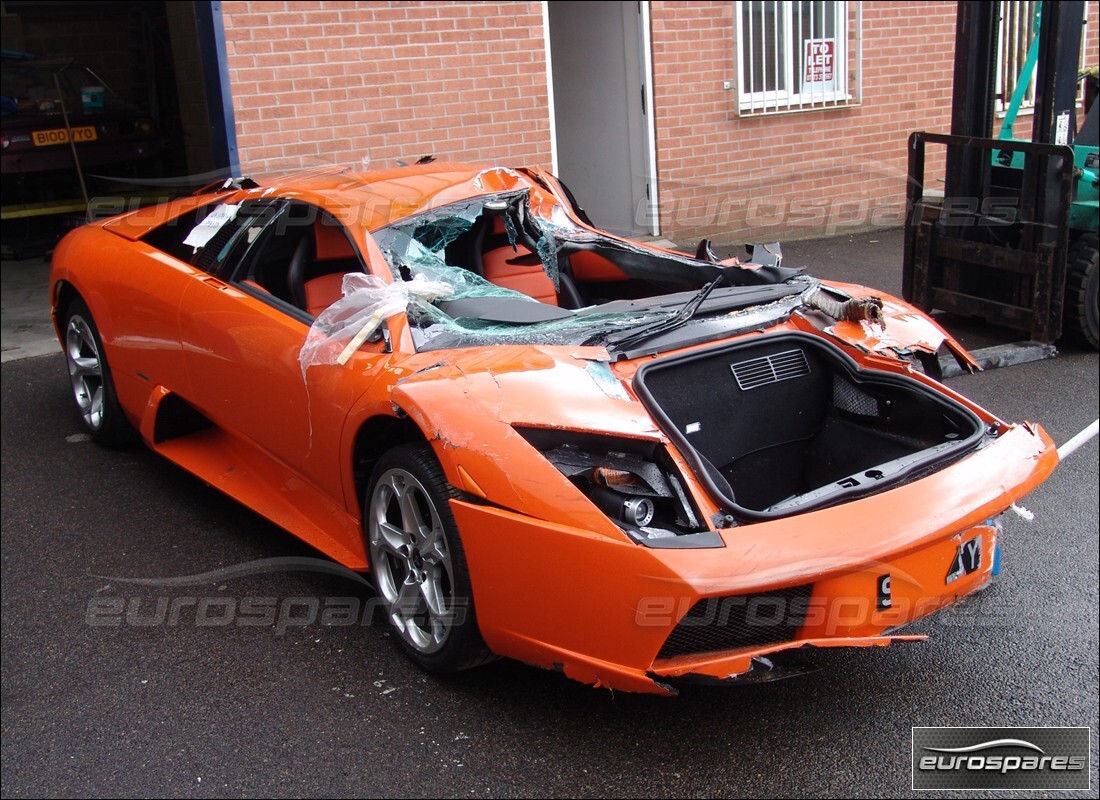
[995,1,1091,120]
[995,0,1040,118]
[735,0,862,115]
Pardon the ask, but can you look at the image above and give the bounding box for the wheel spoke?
[67,319,97,358]
[72,378,92,411]
[394,574,421,615]
[376,520,410,558]
[395,480,429,539]
[87,386,104,427]
[76,322,96,351]
[419,571,446,618]
[70,356,101,379]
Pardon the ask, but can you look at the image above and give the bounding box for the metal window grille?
[735,0,861,115]
[995,0,1040,115]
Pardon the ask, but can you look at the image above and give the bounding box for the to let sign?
[804,38,834,83]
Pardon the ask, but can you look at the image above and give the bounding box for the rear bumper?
[451,421,1057,695]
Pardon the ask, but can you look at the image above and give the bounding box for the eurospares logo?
[912,727,1090,790]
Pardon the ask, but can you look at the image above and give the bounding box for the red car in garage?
[1,55,161,177]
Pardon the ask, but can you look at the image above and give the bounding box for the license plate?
[945,533,982,584]
[32,126,98,146]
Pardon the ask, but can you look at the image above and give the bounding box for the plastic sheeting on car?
[299,273,452,375]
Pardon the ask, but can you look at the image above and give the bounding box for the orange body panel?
[50,163,1059,694]
[451,424,1053,694]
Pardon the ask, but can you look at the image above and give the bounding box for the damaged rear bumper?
[649,634,927,686]
[450,422,1057,696]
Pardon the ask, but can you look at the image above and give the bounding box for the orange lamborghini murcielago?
[50,164,1057,694]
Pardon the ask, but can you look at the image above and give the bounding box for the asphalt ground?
[2,227,1098,798]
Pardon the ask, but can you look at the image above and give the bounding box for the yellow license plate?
[32,126,98,146]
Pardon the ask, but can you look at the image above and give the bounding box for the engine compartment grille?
[832,375,881,416]
[729,348,810,390]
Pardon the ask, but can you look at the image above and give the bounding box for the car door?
[175,199,389,503]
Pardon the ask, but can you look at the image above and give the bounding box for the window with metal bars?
[735,0,861,115]
[995,0,1041,117]
[995,1,1091,121]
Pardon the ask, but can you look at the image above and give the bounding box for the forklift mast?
[903,0,1095,347]
[1031,0,1085,147]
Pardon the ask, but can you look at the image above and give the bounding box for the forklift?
[903,0,1098,353]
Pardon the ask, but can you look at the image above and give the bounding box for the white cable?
[1057,419,1100,461]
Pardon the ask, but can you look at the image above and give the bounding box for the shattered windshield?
[371,188,804,352]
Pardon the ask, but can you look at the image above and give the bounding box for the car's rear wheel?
[63,297,135,446]
[365,443,493,673]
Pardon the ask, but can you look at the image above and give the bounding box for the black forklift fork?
[902,0,1084,345]
[903,133,1074,344]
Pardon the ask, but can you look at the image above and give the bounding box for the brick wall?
[221,0,1098,244]
[649,1,959,244]
[221,0,552,177]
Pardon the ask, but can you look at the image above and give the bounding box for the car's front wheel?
[365,443,493,673]
[63,297,135,446]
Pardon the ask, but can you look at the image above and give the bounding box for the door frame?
[195,0,240,176]
[541,0,660,236]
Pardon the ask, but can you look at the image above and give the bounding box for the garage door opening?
[1,0,237,254]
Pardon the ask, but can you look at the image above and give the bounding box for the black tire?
[61,297,136,446]
[364,443,493,673]
[1064,232,1099,350]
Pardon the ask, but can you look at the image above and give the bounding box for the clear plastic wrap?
[303,186,802,360]
[299,273,452,374]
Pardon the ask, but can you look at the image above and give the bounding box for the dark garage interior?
[1,0,230,255]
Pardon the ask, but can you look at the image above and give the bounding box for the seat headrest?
[314,220,356,261]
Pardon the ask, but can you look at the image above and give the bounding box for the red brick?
[221,0,984,241]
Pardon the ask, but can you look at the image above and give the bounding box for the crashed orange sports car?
[50,163,1058,695]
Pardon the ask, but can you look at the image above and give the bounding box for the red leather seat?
[303,272,346,317]
[303,220,359,315]
[479,218,558,306]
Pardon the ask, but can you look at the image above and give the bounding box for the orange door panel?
[176,278,388,508]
